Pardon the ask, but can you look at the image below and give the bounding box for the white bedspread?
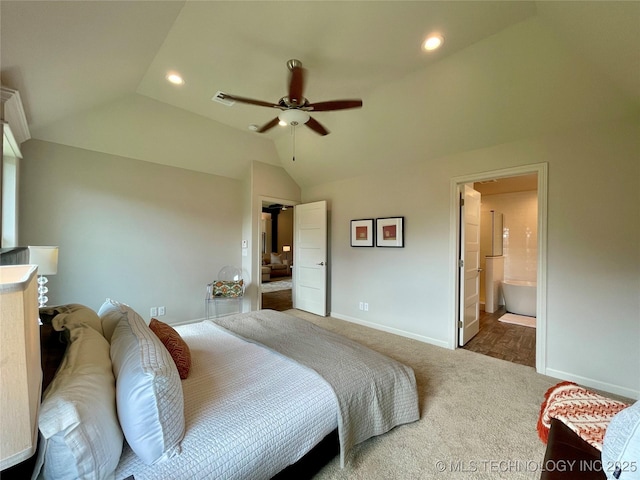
[214,310,420,468]
[115,321,337,480]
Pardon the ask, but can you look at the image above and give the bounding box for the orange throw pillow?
[149,318,191,379]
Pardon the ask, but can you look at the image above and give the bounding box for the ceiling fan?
[214,59,362,136]
[266,203,287,211]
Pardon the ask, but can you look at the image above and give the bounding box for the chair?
[206,266,244,319]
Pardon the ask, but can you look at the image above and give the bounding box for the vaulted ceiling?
[2,1,638,187]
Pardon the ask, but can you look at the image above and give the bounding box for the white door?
[459,184,482,346]
[293,201,327,316]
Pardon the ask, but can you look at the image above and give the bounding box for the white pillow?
[110,303,185,465]
[97,298,127,342]
[36,324,123,480]
[270,252,283,264]
[602,401,640,480]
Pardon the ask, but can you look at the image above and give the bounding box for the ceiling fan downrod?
[286,59,303,71]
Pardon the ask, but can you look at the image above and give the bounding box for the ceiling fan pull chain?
[291,125,296,162]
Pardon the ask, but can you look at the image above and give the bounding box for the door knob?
[316,261,325,266]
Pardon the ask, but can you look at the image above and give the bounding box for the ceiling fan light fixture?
[422,33,444,52]
[278,109,310,126]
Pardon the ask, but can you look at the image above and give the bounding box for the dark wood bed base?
[273,428,339,480]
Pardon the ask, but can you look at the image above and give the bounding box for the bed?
[31,301,420,480]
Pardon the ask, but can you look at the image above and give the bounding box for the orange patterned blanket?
[537,381,630,451]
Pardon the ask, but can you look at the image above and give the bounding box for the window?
[2,124,20,247]
[1,87,30,248]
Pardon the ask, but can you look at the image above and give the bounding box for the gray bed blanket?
[212,310,420,467]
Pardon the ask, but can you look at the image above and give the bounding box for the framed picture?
[350,219,374,247]
[376,217,404,247]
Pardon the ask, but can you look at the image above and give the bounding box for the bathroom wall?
[479,209,503,304]
[481,190,538,283]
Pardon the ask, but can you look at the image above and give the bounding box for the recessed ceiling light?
[422,34,444,52]
[166,72,185,85]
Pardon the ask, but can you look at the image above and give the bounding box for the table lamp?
[28,246,58,307]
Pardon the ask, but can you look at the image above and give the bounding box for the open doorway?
[451,163,548,372]
[260,201,294,311]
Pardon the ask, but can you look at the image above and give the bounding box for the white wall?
[482,191,538,283]
[303,120,640,398]
[19,139,243,323]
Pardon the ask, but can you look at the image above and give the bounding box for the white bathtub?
[501,280,536,317]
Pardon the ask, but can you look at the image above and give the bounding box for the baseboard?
[330,312,450,349]
[544,367,639,400]
[170,317,207,326]
[170,309,248,327]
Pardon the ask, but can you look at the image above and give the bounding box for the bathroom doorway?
[451,164,548,372]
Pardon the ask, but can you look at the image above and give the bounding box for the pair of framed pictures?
[350,217,404,248]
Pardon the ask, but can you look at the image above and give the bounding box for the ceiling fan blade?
[307,100,363,111]
[288,66,306,106]
[219,93,280,109]
[257,117,280,133]
[306,117,330,136]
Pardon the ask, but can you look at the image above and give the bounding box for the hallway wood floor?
[261,288,292,311]
[462,306,536,368]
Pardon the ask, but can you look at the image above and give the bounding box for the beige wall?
[277,208,294,259]
[243,161,300,309]
[19,139,243,323]
[16,123,639,398]
[303,120,640,398]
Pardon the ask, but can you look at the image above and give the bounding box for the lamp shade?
[0,265,41,470]
[28,246,58,275]
[282,245,291,252]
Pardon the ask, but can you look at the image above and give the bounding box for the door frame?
[256,195,299,310]
[448,163,548,373]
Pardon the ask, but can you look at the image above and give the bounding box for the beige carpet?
[285,309,560,480]
[499,313,537,329]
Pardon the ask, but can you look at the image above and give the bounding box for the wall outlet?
[150,307,158,317]
[364,303,369,312]
[359,301,364,311]
[158,306,166,316]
